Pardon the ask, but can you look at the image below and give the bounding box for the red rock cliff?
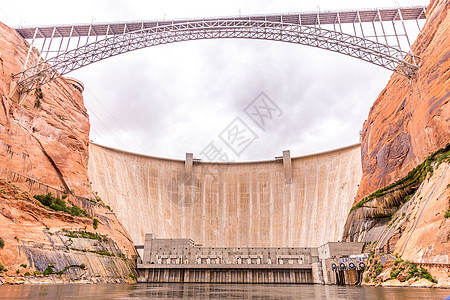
[0,22,91,197]
[0,21,137,281]
[355,0,449,202]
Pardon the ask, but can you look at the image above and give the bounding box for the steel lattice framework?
[13,6,426,93]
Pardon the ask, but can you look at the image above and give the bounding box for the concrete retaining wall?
[88,143,362,247]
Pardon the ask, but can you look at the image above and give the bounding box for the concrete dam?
[88,143,362,248]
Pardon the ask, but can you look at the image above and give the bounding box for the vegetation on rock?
[69,247,115,257]
[445,210,450,219]
[93,218,99,230]
[351,143,450,215]
[0,237,4,249]
[34,193,89,217]
[42,264,84,276]
[62,229,108,242]
[364,254,437,285]
[43,264,55,276]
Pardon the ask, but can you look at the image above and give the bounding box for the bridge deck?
[15,6,425,39]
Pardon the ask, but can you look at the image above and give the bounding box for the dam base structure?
[137,234,366,284]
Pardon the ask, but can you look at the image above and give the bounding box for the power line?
[85,86,147,154]
[85,102,128,149]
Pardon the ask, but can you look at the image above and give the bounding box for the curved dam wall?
[88,143,362,247]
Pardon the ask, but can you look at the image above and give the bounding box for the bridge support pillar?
[282,150,292,184]
[18,92,29,105]
[9,81,29,105]
[8,81,18,98]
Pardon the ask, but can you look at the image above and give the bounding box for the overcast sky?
[0,0,428,161]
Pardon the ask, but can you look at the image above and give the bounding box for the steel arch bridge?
[12,6,426,94]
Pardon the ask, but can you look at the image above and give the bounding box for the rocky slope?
[0,21,137,283]
[344,149,449,285]
[0,179,135,284]
[356,0,449,201]
[361,254,444,288]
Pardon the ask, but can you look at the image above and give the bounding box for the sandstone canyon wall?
[355,0,449,201]
[0,21,136,281]
[343,0,449,269]
[88,143,362,247]
[0,22,91,197]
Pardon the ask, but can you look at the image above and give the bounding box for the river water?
[0,283,448,299]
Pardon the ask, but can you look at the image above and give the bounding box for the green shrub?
[419,267,437,283]
[63,230,106,241]
[20,264,27,268]
[374,264,383,276]
[0,237,4,249]
[56,266,69,275]
[93,218,99,230]
[24,272,31,276]
[43,264,54,276]
[407,263,419,276]
[16,269,20,274]
[80,264,86,269]
[34,193,88,217]
[390,269,401,279]
[34,193,54,206]
[394,258,403,266]
[129,273,137,280]
[363,276,370,283]
[91,250,114,257]
[445,210,450,219]
[0,264,4,272]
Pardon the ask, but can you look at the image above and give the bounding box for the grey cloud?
[3,0,415,160]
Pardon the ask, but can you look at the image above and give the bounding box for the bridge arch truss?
[13,6,426,93]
